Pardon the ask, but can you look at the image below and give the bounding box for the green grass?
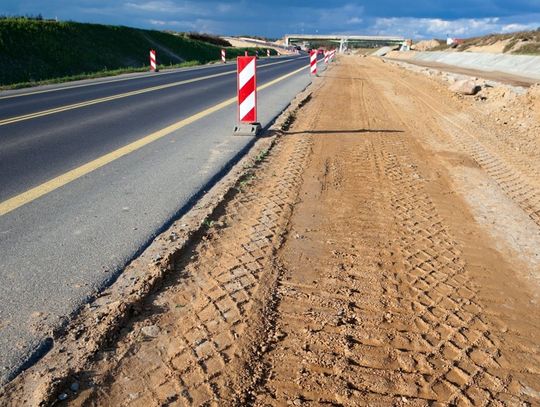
[513,43,540,55]
[202,218,214,229]
[255,149,269,163]
[424,30,540,55]
[0,61,201,90]
[237,173,256,192]
[0,18,278,87]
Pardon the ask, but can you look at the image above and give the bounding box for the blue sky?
[1,1,540,39]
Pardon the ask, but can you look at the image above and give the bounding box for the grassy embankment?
[0,18,277,89]
[430,29,540,54]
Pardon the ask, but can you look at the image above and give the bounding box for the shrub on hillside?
[187,32,231,47]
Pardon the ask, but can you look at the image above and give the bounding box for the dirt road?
[9,56,540,406]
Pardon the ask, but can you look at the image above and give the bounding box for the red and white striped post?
[267,49,270,57]
[233,56,260,136]
[330,49,336,61]
[310,50,317,75]
[221,49,226,63]
[324,50,329,64]
[149,49,157,72]
[237,56,257,123]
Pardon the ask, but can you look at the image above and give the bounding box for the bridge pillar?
[339,38,348,53]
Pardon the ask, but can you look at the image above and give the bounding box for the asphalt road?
[0,54,314,383]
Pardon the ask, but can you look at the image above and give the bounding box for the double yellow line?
[0,58,297,127]
[0,64,308,216]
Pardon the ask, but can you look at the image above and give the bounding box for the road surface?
[0,54,313,384]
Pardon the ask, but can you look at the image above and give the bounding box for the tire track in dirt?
[388,72,540,229]
[379,137,515,405]
[34,56,540,407]
[246,57,539,406]
[69,132,314,405]
[370,58,540,405]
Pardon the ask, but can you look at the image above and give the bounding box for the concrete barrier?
[409,51,540,81]
[372,46,396,57]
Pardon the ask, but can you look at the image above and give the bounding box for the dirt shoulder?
[3,56,540,406]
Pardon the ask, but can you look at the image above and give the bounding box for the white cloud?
[148,18,220,32]
[149,19,167,26]
[370,16,538,39]
[124,1,208,15]
[501,23,539,32]
[64,1,540,38]
[216,3,232,13]
[316,3,364,28]
[347,17,363,25]
[126,1,177,12]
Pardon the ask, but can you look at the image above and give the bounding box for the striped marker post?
[149,49,157,72]
[324,50,329,64]
[221,49,226,63]
[310,50,317,75]
[267,49,270,57]
[237,56,257,123]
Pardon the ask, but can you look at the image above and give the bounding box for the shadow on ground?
[285,129,404,135]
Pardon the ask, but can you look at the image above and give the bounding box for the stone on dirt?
[449,79,481,95]
[141,325,160,338]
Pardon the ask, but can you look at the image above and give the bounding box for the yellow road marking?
[0,64,307,216]
[0,56,300,101]
[0,65,221,101]
[0,58,299,126]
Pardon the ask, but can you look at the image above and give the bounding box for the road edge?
[0,74,323,406]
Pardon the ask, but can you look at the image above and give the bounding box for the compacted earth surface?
[3,55,540,406]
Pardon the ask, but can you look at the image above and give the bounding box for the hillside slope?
[431,29,540,54]
[0,19,274,86]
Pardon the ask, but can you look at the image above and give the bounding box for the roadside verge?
[0,73,322,406]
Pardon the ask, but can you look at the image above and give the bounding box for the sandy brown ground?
[222,37,292,55]
[26,56,540,406]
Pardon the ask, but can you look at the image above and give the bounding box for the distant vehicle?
[295,45,301,51]
[317,49,325,55]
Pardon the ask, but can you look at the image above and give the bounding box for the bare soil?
[428,30,540,55]
[4,56,540,406]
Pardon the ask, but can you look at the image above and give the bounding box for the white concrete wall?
[410,51,540,80]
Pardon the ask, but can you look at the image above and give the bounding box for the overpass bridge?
[284,34,405,51]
